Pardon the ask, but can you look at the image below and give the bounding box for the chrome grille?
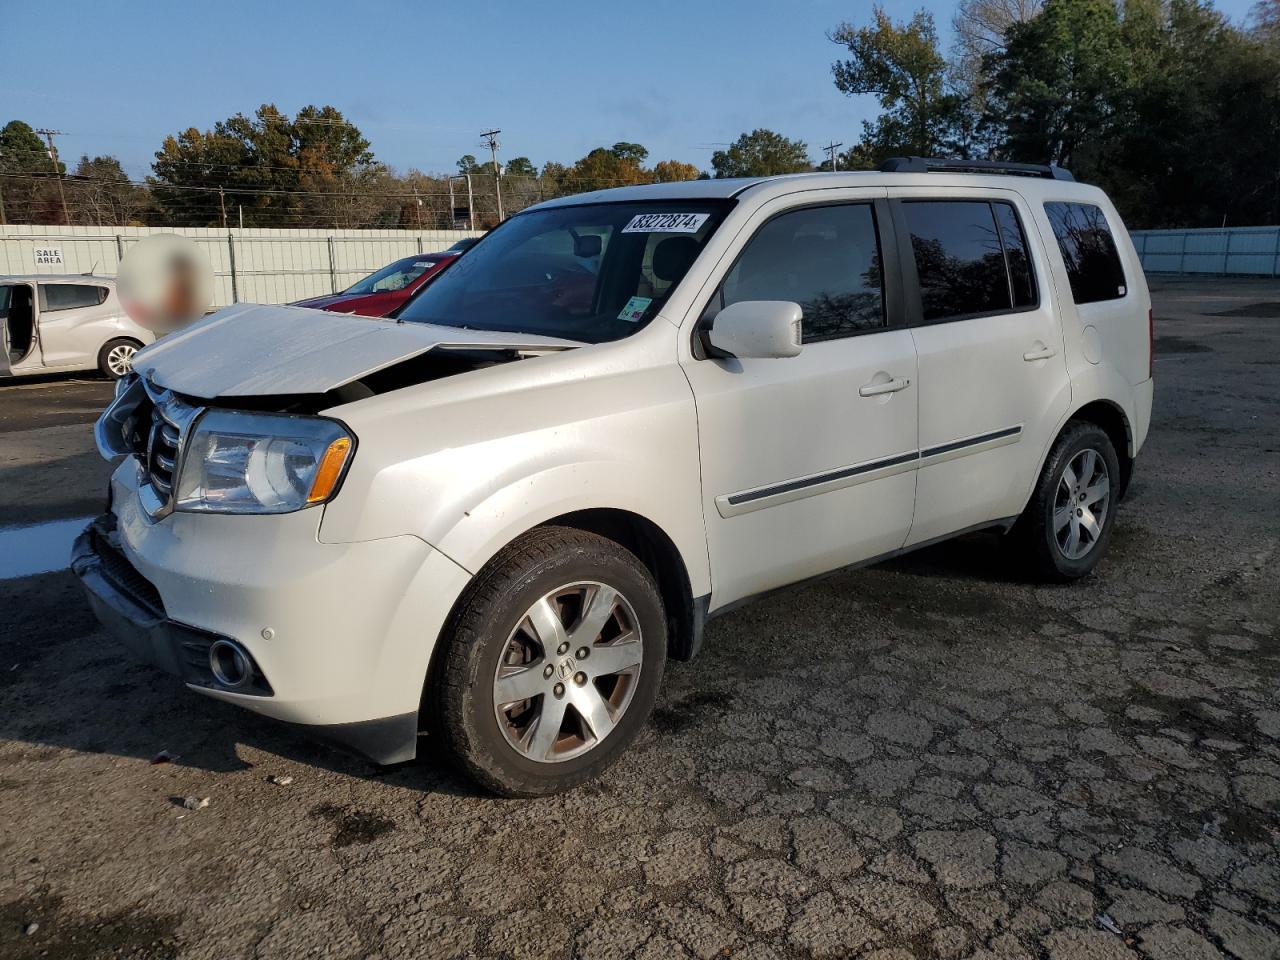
[146,413,180,495]
[133,379,202,519]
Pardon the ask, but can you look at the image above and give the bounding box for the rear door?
[35,282,112,367]
[890,191,1071,546]
[681,194,920,607]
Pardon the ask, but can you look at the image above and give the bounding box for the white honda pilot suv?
[76,158,1153,796]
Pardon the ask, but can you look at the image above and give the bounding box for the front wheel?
[431,526,667,797]
[97,338,142,379]
[1013,421,1121,582]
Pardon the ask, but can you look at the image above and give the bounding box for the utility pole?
[823,141,843,173]
[218,185,228,229]
[0,181,6,226]
[36,128,72,224]
[481,129,504,222]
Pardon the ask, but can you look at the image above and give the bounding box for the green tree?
[982,0,1130,169]
[710,129,811,177]
[151,105,379,227]
[978,0,1280,227]
[504,156,537,178]
[830,7,964,163]
[0,120,59,174]
[0,120,66,223]
[609,142,649,165]
[1110,0,1280,226]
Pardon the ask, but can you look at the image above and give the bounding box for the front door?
[682,197,919,609]
[889,193,1072,546]
[1,283,39,375]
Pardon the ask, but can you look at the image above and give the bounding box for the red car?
[291,251,460,317]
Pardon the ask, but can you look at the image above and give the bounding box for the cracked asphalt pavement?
[0,277,1277,959]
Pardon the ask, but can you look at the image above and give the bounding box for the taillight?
[1148,307,1155,379]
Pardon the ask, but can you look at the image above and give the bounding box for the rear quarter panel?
[1022,186,1150,455]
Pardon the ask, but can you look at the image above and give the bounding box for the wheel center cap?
[557,656,576,680]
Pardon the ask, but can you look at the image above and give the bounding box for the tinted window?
[1044,202,1127,304]
[903,201,1014,322]
[993,202,1037,308]
[719,203,884,341]
[41,284,106,312]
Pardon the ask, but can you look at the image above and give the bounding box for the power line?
[0,170,670,195]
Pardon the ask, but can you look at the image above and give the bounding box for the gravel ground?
[0,278,1277,960]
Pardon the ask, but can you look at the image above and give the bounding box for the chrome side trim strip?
[715,424,1024,518]
[716,449,919,519]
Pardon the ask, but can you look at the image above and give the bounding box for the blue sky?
[1,0,1262,179]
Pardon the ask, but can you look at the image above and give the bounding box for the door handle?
[859,377,910,397]
[1023,346,1057,362]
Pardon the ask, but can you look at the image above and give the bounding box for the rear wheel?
[431,526,666,797]
[1013,421,1121,582]
[97,338,141,379]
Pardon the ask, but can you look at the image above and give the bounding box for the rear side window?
[40,283,108,312]
[902,200,1038,323]
[718,203,884,342]
[1044,202,1127,304]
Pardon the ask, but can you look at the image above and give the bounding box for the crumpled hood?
[133,302,580,398]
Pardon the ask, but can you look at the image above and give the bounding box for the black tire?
[1013,421,1122,582]
[97,338,142,380]
[431,525,667,797]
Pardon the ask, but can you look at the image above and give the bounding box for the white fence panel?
[0,225,482,307]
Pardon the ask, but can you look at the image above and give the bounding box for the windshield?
[396,201,730,343]
[344,256,440,295]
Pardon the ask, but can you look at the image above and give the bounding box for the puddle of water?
[0,516,94,580]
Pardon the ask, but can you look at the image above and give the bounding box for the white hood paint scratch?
[133,303,581,398]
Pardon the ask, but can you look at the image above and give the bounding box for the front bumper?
[71,515,273,694]
[72,465,474,764]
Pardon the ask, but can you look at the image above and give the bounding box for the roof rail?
[879,156,1075,182]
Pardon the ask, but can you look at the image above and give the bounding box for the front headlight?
[175,410,354,514]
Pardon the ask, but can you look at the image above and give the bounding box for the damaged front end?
[96,303,581,518]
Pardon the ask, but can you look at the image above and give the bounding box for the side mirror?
[703,300,803,359]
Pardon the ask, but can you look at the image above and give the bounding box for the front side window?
[40,283,107,312]
[713,203,885,342]
[902,200,1037,323]
[397,201,729,344]
[1044,201,1127,304]
[345,256,439,295]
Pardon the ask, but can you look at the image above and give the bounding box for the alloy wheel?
[1054,448,1111,560]
[492,581,643,763]
[106,343,137,377]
